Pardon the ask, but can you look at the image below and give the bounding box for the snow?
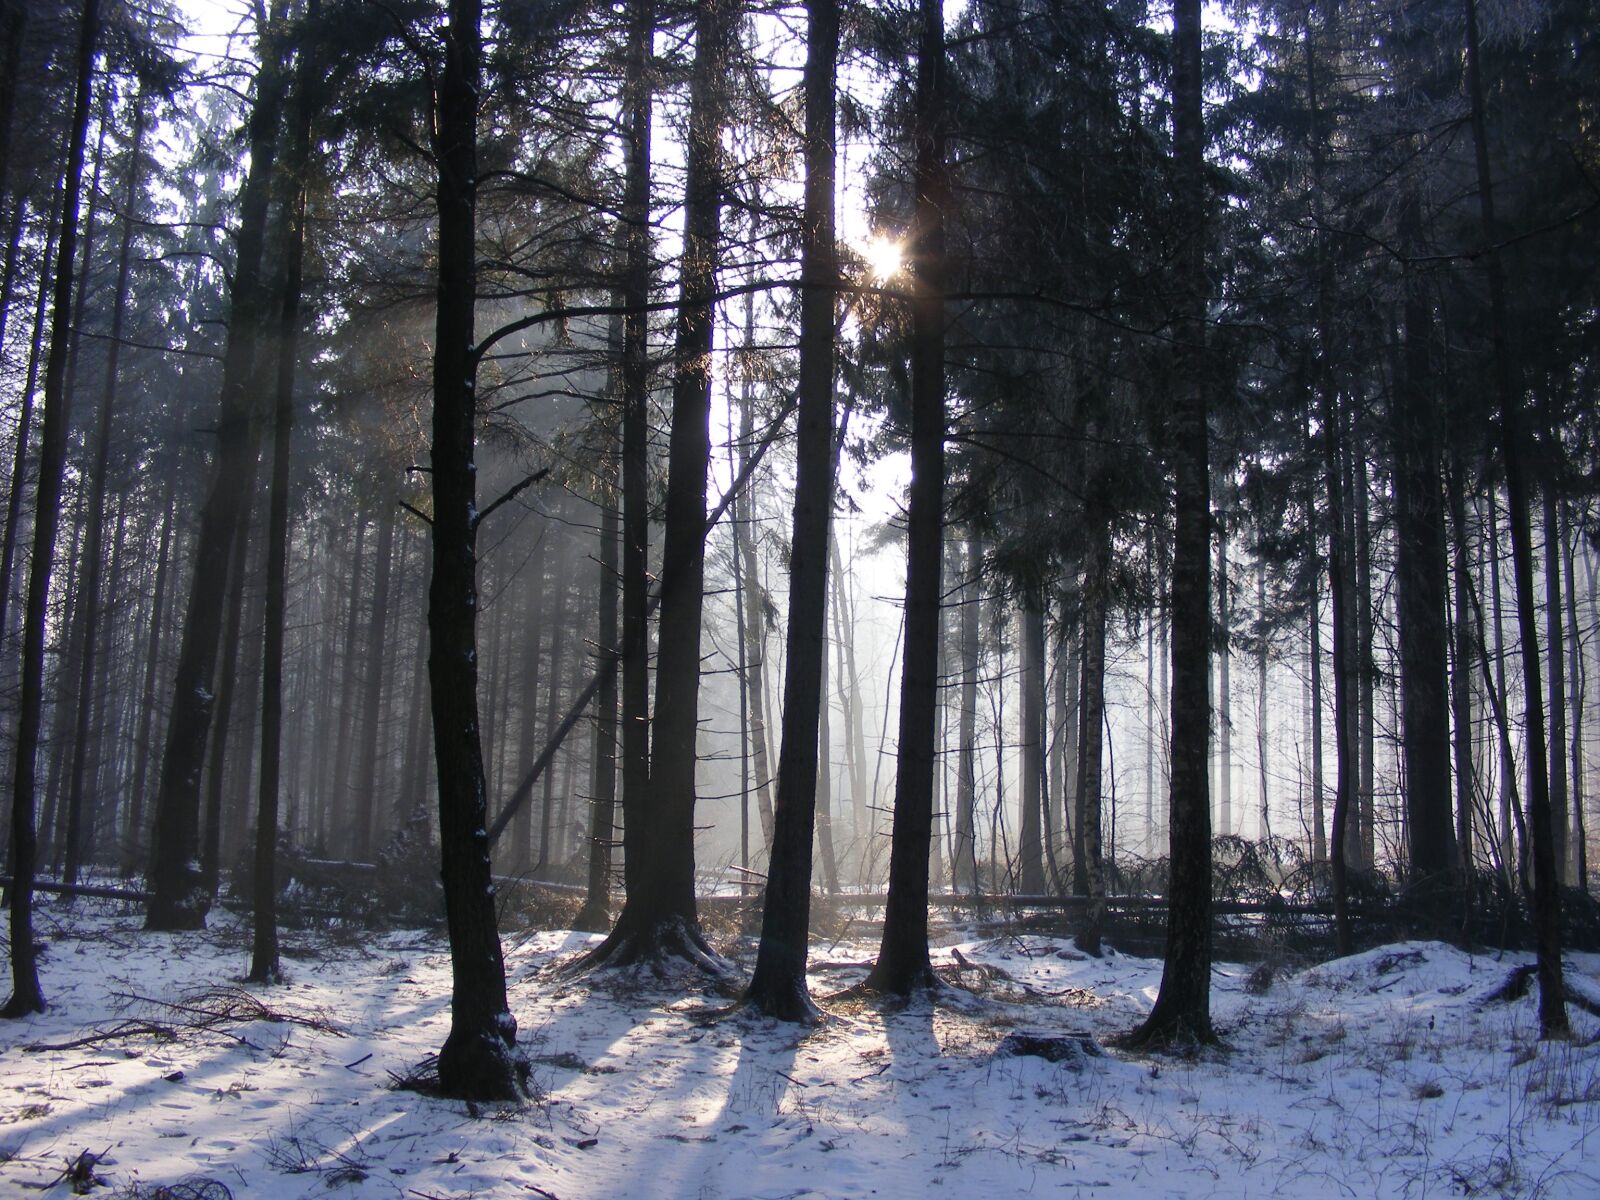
[2,904,1597,1199]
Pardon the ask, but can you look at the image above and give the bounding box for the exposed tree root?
[564,913,739,994]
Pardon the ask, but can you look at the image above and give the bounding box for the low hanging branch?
[485,390,798,847]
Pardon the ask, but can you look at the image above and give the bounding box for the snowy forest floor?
[2,903,1598,1199]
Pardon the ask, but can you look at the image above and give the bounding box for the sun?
[862,235,904,284]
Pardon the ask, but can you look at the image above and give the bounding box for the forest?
[0,0,1598,1193]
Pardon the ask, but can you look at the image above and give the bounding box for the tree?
[3,0,99,1018]
[425,0,526,1098]
[146,2,290,931]
[579,0,735,974]
[866,0,947,998]
[1128,0,1213,1048]
[1462,0,1568,1041]
[744,0,840,1023]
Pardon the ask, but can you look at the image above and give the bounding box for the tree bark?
[1393,238,1455,893]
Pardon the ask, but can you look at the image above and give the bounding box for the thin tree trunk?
[353,500,396,861]
[1562,507,1586,893]
[125,475,175,873]
[1216,501,1231,840]
[199,519,249,895]
[1019,599,1046,893]
[953,533,980,893]
[250,32,314,983]
[4,0,100,1018]
[63,97,146,887]
[575,441,620,931]
[1544,494,1569,884]
[1076,526,1108,955]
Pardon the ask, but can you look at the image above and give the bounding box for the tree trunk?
[1562,508,1586,893]
[1076,527,1108,955]
[745,0,839,1021]
[353,500,396,861]
[1393,239,1455,894]
[1463,0,1567,1039]
[426,0,524,1099]
[1544,494,1569,885]
[1019,599,1046,894]
[1256,555,1272,841]
[1130,0,1213,1046]
[953,533,980,893]
[866,0,946,997]
[1216,502,1231,839]
[4,0,99,1018]
[146,6,288,931]
[250,28,314,984]
[199,511,249,896]
[0,186,59,660]
[584,0,732,974]
[575,437,620,932]
[125,475,175,874]
[1447,456,1475,878]
[62,97,146,888]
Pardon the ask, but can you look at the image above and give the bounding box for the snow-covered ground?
[2,902,1597,1199]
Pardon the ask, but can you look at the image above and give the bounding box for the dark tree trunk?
[866,0,946,998]
[575,441,620,932]
[743,0,840,1012]
[63,96,146,888]
[199,519,249,896]
[1562,511,1586,893]
[611,0,654,940]
[146,8,288,931]
[953,534,980,894]
[1018,600,1046,894]
[1393,241,1455,893]
[1544,495,1569,885]
[4,0,99,1019]
[1305,17,1353,958]
[584,0,732,974]
[1129,0,1213,1047]
[537,529,570,875]
[1447,456,1475,878]
[1076,527,1108,956]
[1463,0,1566,1039]
[125,475,175,873]
[0,189,58,660]
[250,29,314,984]
[353,501,396,861]
[1216,502,1231,839]
[426,0,524,1098]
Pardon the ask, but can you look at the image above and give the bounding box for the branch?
[473,467,550,530]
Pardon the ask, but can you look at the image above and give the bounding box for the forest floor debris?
[0,903,1596,1198]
